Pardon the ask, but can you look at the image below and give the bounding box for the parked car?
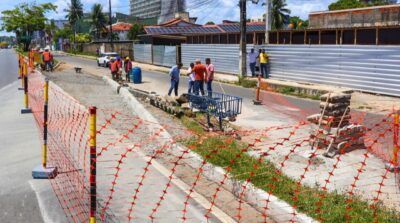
[97,52,119,67]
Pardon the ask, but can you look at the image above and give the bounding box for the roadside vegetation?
[179,116,400,223]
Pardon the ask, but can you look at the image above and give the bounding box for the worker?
[259,49,269,78]
[116,56,123,80]
[42,49,52,72]
[110,58,119,80]
[193,59,207,96]
[124,57,132,82]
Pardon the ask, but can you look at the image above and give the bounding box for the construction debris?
[307,92,366,157]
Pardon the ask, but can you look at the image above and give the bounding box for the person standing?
[205,58,214,96]
[124,57,132,82]
[193,59,207,96]
[168,63,183,97]
[110,58,119,80]
[116,56,123,80]
[187,63,195,94]
[42,49,52,72]
[259,49,269,78]
[248,49,258,77]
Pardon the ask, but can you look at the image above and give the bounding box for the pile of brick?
[307,92,366,157]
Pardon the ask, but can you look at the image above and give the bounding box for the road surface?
[0,49,67,223]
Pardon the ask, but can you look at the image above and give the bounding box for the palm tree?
[91,4,107,40]
[65,0,83,50]
[264,0,291,30]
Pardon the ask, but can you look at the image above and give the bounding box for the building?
[107,22,133,41]
[309,4,400,29]
[140,18,266,45]
[130,0,186,24]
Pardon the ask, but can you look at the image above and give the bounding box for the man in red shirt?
[192,59,207,96]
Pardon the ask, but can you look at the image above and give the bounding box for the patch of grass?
[67,50,98,58]
[277,86,321,100]
[179,117,400,223]
[238,77,257,88]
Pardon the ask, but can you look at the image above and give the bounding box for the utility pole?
[265,0,271,44]
[239,0,247,78]
[109,0,114,52]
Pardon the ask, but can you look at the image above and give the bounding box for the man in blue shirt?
[168,63,183,96]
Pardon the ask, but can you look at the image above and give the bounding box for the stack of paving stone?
[307,92,366,157]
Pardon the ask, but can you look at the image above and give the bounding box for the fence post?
[89,107,97,223]
[21,62,32,114]
[42,78,49,167]
[253,75,262,105]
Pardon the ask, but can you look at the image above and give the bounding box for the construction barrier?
[18,54,400,223]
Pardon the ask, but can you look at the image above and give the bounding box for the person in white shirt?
[248,48,258,77]
[187,63,195,94]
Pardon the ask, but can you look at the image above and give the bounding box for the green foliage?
[54,27,73,40]
[127,24,145,40]
[73,33,91,43]
[90,4,107,39]
[205,21,215,25]
[65,0,84,49]
[289,16,309,29]
[328,0,394,11]
[0,3,57,50]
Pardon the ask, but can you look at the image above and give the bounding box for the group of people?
[248,49,269,78]
[167,58,214,97]
[110,56,132,81]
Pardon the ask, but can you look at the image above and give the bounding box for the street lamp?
[239,0,262,78]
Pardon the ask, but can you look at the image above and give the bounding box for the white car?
[97,52,119,67]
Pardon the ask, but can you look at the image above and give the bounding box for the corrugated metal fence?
[152,45,177,67]
[133,44,152,64]
[181,44,400,97]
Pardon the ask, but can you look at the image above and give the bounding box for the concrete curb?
[103,75,319,223]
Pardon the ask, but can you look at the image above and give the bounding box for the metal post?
[239,0,247,78]
[265,0,271,44]
[21,62,32,114]
[109,0,114,52]
[42,79,49,168]
[89,107,97,223]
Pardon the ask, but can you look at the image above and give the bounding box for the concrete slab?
[32,165,57,179]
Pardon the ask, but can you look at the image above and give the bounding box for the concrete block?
[32,165,57,179]
[21,108,32,114]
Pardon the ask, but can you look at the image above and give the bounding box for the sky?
[0,0,365,36]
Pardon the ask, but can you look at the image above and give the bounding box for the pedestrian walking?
[259,49,269,78]
[193,59,207,96]
[205,58,214,96]
[248,49,258,77]
[116,56,123,80]
[168,63,183,97]
[124,57,132,82]
[187,63,195,94]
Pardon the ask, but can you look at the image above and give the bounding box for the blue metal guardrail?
[188,91,243,130]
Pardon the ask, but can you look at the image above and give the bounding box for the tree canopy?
[288,16,308,30]
[328,0,395,11]
[91,4,107,39]
[0,3,56,50]
[127,24,145,41]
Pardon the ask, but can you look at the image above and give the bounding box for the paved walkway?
[0,81,67,223]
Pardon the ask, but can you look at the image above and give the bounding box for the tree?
[127,24,145,41]
[65,0,84,50]
[90,4,107,39]
[54,27,73,40]
[271,0,291,30]
[0,3,56,51]
[44,20,57,46]
[328,0,394,11]
[205,21,215,25]
[288,16,308,30]
[74,33,91,43]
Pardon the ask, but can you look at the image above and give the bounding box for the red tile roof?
[108,22,132,32]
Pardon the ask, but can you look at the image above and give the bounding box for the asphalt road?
[54,54,320,120]
[0,50,67,223]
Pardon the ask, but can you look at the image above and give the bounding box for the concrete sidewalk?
[0,81,67,223]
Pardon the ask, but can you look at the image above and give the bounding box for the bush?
[238,77,257,88]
